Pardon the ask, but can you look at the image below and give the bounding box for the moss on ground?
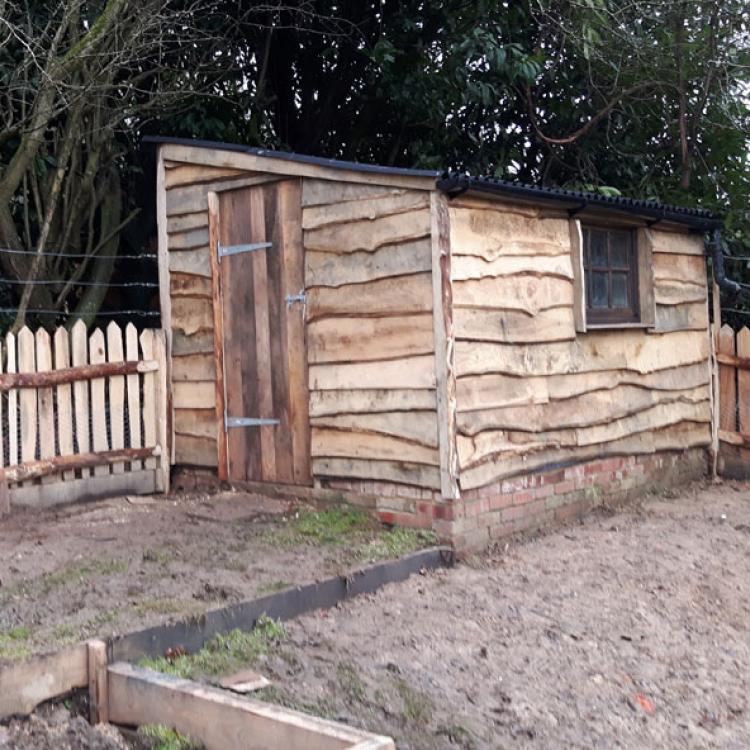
[138,616,285,680]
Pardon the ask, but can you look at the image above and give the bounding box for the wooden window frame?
[569,219,655,332]
[583,226,640,325]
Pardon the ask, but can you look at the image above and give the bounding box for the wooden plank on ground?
[71,321,91,477]
[54,328,74,479]
[87,640,109,725]
[0,646,89,719]
[107,662,395,750]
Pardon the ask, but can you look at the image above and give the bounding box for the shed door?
[216,180,310,484]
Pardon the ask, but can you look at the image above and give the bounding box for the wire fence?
[0,246,160,326]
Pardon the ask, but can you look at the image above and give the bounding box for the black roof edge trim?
[143,135,440,179]
[436,173,722,231]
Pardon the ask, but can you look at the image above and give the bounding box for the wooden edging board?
[0,547,453,720]
[107,662,395,750]
[109,546,453,662]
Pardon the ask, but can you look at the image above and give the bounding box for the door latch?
[285,290,306,310]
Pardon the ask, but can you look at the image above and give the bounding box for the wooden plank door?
[213,179,310,485]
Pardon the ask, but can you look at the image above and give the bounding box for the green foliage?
[139,616,285,679]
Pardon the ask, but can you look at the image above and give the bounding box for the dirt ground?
[244,481,750,750]
[0,489,434,660]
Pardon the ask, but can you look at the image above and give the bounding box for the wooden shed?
[149,137,716,550]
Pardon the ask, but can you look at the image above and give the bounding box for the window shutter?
[569,218,586,333]
[637,228,656,328]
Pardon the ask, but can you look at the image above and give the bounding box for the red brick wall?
[319,448,708,552]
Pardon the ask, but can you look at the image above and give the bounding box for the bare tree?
[0,0,262,328]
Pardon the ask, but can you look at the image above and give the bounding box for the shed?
[149,137,716,550]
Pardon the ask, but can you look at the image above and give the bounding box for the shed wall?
[303,179,440,491]
[449,195,711,492]
[160,153,440,488]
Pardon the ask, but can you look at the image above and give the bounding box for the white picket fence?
[0,321,168,511]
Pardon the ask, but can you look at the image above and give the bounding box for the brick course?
[316,447,708,553]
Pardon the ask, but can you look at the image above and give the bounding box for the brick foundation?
[175,448,708,553]
[318,448,709,552]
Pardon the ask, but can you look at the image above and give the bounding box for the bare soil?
[0,489,431,660]
[248,481,750,749]
[0,705,128,750]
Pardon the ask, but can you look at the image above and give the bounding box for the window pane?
[590,272,608,308]
[588,230,607,265]
[611,273,630,307]
[610,231,631,268]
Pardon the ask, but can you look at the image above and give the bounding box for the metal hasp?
[285,290,306,306]
[225,416,280,428]
[218,241,272,258]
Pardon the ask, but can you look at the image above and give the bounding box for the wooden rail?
[0,320,169,512]
[0,359,158,390]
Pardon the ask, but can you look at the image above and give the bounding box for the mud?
[252,482,750,749]
[0,489,426,659]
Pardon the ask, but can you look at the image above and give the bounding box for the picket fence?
[0,321,168,512]
[715,323,750,478]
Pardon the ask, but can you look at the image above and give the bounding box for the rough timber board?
[107,663,395,750]
[160,143,435,191]
[0,644,88,718]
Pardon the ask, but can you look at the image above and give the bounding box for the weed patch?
[137,724,203,750]
[361,528,438,563]
[133,598,199,617]
[139,615,285,679]
[270,507,376,548]
[337,662,366,704]
[0,626,31,661]
[256,580,295,595]
[395,678,433,723]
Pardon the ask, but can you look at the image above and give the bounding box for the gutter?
[711,228,742,294]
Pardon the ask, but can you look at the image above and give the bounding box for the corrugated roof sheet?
[145,136,720,229]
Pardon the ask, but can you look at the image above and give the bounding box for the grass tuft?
[256,580,295,595]
[137,724,203,750]
[361,527,438,563]
[0,626,32,661]
[138,615,285,679]
[395,678,433,723]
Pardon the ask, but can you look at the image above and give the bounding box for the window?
[582,226,639,325]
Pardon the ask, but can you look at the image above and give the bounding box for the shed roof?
[145,136,720,230]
